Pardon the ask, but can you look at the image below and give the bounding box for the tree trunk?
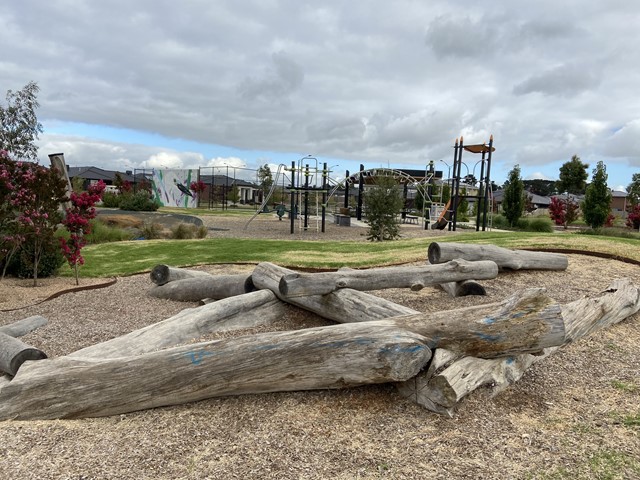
[0,316,48,337]
[251,262,418,322]
[438,280,487,297]
[149,264,214,286]
[69,290,286,359]
[0,323,432,420]
[278,260,498,297]
[428,242,568,271]
[0,332,47,376]
[148,274,256,302]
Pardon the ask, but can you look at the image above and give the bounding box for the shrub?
[101,191,121,208]
[519,216,554,233]
[7,237,65,279]
[140,222,164,239]
[490,214,510,229]
[169,223,208,239]
[119,191,160,211]
[85,219,135,243]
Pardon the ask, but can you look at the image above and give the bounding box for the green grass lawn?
[70,231,640,278]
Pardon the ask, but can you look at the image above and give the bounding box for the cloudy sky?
[2,0,639,190]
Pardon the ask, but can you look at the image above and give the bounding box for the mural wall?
[151,169,199,208]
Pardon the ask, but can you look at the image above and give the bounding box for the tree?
[582,161,612,229]
[365,175,404,241]
[557,155,588,195]
[549,196,579,229]
[60,181,106,285]
[0,153,67,284]
[0,82,44,161]
[502,165,525,227]
[627,173,640,207]
[523,179,557,197]
[228,184,240,205]
[257,164,273,201]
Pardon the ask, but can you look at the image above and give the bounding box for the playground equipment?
[433,135,495,231]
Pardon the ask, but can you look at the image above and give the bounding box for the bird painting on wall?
[174,178,193,197]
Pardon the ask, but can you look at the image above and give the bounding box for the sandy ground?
[0,215,639,479]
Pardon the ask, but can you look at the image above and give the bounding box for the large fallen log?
[0,323,432,420]
[397,278,640,415]
[254,263,564,357]
[0,332,47,376]
[148,274,256,302]
[69,290,286,359]
[149,264,213,285]
[252,262,418,322]
[0,316,48,338]
[278,260,498,297]
[428,242,569,271]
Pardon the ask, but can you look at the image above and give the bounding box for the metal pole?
[304,164,310,231]
[321,162,327,233]
[344,170,350,209]
[482,135,494,231]
[475,152,486,231]
[290,161,296,234]
[357,164,364,221]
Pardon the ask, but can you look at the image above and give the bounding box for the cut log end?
[150,264,171,285]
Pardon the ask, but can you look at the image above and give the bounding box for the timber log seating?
[1,242,639,420]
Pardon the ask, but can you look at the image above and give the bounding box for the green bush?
[490,214,510,229]
[169,223,208,240]
[119,192,161,212]
[101,191,121,208]
[140,222,164,239]
[518,216,554,233]
[85,219,135,243]
[7,239,65,279]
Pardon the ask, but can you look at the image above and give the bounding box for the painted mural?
[151,169,199,208]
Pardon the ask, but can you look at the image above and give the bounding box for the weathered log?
[253,262,564,357]
[0,332,47,376]
[69,290,286,359]
[388,287,564,358]
[252,262,418,322]
[398,278,640,415]
[0,323,432,420]
[428,242,568,271]
[148,274,255,302]
[438,280,487,297]
[562,277,640,342]
[149,264,213,286]
[278,260,498,297]
[0,316,48,337]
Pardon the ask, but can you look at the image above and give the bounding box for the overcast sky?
[2,0,639,190]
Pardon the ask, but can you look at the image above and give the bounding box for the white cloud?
[3,0,639,189]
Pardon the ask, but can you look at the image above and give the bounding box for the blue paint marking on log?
[379,344,427,354]
[184,350,214,366]
[505,357,515,365]
[474,332,502,342]
[481,317,496,325]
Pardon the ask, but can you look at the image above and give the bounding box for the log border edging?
[0,277,118,312]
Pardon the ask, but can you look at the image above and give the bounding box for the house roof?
[611,190,628,198]
[68,166,134,183]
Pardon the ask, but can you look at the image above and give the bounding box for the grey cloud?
[237,52,305,102]
[512,63,602,96]
[425,14,499,59]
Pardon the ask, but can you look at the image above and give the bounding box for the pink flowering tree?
[0,151,67,285]
[190,180,206,206]
[60,180,105,285]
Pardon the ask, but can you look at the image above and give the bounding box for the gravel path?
[0,225,639,479]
